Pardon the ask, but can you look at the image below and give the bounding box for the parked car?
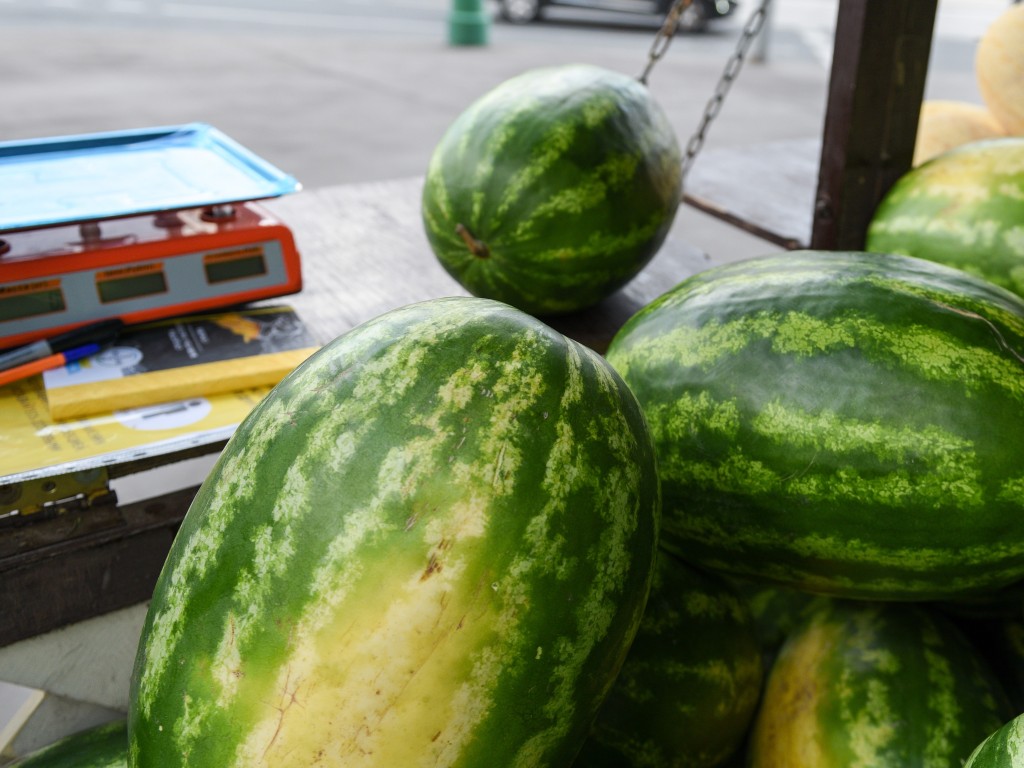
[497,0,738,31]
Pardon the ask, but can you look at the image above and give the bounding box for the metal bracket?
[0,468,117,525]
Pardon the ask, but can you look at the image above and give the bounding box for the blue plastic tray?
[0,123,301,232]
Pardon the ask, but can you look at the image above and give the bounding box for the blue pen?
[0,318,123,373]
[0,343,101,388]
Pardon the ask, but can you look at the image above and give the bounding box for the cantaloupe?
[913,100,1005,165]
[976,3,1024,135]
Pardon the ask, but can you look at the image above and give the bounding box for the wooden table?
[684,138,820,251]
[0,175,713,654]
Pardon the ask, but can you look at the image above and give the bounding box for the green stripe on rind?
[577,551,763,768]
[12,721,126,768]
[129,297,659,768]
[421,64,682,316]
[964,713,1024,767]
[867,137,1024,298]
[606,250,1024,600]
[750,601,1011,768]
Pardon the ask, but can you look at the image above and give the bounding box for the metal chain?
[638,0,696,85]
[638,0,774,188]
[679,0,773,185]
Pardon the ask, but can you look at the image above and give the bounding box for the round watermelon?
[421,64,682,316]
[576,550,763,768]
[606,250,1024,600]
[867,137,1024,298]
[128,297,660,767]
[750,600,1011,768]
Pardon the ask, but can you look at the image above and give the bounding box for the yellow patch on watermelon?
[748,618,835,767]
[229,537,499,768]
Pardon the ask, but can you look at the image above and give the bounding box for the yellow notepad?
[42,307,319,421]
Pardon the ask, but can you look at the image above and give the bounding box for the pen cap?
[63,343,102,363]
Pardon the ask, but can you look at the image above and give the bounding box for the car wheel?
[500,0,541,23]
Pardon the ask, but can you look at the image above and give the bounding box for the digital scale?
[0,123,304,350]
[0,124,305,522]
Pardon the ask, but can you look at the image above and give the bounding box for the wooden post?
[810,0,938,250]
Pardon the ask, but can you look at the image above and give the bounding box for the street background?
[0,0,1012,758]
[0,0,1004,191]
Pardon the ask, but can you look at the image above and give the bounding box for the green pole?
[449,0,490,46]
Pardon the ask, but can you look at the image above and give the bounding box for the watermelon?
[10,720,126,767]
[575,550,763,768]
[867,137,1024,298]
[605,250,1024,600]
[128,297,660,767]
[964,713,1024,768]
[749,600,1012,768]
[421,64,682,316]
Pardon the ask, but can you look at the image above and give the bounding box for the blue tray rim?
[0,122,301,232]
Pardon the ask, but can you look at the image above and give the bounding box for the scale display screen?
[203,247,267,284]
[0,281,67,323]
[96,265,169,304]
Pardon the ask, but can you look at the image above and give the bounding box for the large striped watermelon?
[867,137,1024,298]
[605,250,1024,600]
[749,600,1012,768]
[964,713,1024,767]
[421,64,682,316]
[128,297,660,767]
[10,720,126,768]
[575,550,763,768]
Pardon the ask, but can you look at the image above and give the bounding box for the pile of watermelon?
[605,248,1024,768]
[20,30,1024,768]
